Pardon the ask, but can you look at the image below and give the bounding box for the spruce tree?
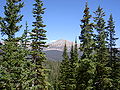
[93,6,112,89]
[76,2,95,89]
[59,42,70,90]
[107,14,120,89]
[30,0,48,89]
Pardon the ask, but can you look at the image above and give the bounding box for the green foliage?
[77,2,96,90]
[79,2,94,59]
[107,14,120,89]
[68,41,79,90]
[59,43,71,90]
[93,6,112,90]
[74,40,79,62]
[76,59,96,90]
[46,60,60,90]
[0,0,23,39]
[30,0,48,89]
[0,0,120,90]
[0,0,32,89]
[0,41,32,90]
[21,22,30,49]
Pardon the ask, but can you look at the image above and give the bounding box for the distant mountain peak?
[44,39,80,61]
[44,39,79,51]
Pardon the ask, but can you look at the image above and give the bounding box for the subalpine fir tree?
[79,2,94,59]
[59,42,70,90]
[74,39,79,89]
[107,14,120,89]
[21,22,29,49]
[0,0,23,40]
[107,14,118,65]
[0,0,32,89]
[76,2,96,90]
[74,39,78,63]
[68,43,76,89]
[30,0,48,89]
[0,41,32,89]
[93,6,112,89]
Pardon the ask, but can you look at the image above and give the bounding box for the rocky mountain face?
[44,39,78,51]
[43,39,80,61]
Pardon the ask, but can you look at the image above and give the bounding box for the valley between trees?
[0,0,120,90]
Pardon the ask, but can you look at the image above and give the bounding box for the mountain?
[44,39,77,51]
[43,39,80,61]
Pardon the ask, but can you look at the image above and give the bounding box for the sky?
[0,0,120,47]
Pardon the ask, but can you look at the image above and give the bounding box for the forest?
[0,0,120,90]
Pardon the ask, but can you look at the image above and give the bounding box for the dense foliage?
[0,0,120,90]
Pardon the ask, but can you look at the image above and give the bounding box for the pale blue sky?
[0,0,120,47]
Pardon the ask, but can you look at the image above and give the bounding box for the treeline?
[0,0,120,90]
[59,2,120,90]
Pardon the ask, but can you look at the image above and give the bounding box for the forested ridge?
[0,0,120,90]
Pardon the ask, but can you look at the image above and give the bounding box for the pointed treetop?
[86,0,88,3]
[75,37,77,44]
[85,0,88,8]
[63,41,69,60]
[110,14,113,18]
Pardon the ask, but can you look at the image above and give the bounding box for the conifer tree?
[79,2,94,59]
[30,0,48,89]
[21,22,29,48]
[0,0,23,40]
[0,0,31,89]
[59,42,70,90]
[107,14,120,89]
[107,14,118,64]
[68,43,76,89]
[0,41,32,89]
[74,39,78,62]
[68,40,79,90]
[76,2,95,89]
[93,6,112,89]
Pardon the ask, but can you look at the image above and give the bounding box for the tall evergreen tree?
[76,2,96,89]
[79,1,94,59]
[0,41,32,89]
[68,40,79,90]
[0,0,31,89]
[107,14,118,64]
[93,6,112,89]
[74,39,78,62]
[59,42,70,90]
[68,43,76,89]
[30,0,48,89]
[0,0,23,40]
[107,14,120,89]
[21,22,29,49]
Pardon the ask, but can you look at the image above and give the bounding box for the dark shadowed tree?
[107,14,120,89]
